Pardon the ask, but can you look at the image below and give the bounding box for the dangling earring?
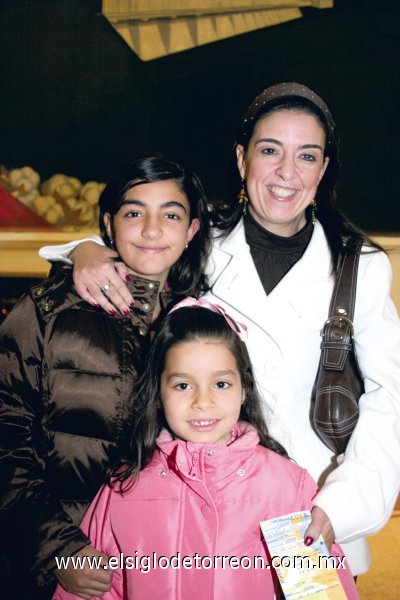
[237,179,249,214]
[310,199,317,224]
[109,238,116,250]
[185,240,189,249]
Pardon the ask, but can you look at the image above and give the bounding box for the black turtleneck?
[243,211,313,295]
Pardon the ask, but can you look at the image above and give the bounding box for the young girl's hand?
[55,544,113,599]
[304,506,335,550]
[70,242,134,315]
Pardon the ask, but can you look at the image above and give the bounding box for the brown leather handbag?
[310,239,364,454]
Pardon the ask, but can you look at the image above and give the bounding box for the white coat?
[204,219,400,575]
[40,219,400,575]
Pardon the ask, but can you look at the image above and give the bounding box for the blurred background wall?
[0,0,399,231]
[0,0,400,316]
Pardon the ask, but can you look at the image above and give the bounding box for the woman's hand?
[70,242,134,315]
[55,544,113,599]
[304,506,335,551]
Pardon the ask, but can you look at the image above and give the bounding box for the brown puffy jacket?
[0,265,173,598]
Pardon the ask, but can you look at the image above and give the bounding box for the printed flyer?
[260,511,347,599]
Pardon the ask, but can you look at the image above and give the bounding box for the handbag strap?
[320,239,362,371]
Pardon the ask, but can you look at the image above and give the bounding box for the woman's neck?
[248,206,307,238]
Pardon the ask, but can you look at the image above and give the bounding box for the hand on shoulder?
[70,242,134,315]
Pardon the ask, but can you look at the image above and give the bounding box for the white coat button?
[142,302,151,313]
[237,469,245,476]
[265,361,282,378]
[207,450,214,456]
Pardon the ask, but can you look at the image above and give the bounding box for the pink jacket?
[53,423,359,599]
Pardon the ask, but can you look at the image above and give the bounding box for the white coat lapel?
[209,221,271,328]
[268,221,332,288]
[209,220,333,336]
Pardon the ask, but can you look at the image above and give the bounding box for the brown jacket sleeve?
[0,291,89,595]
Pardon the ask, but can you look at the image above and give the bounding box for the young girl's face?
[103,180,199,289]
[160,339,244,445]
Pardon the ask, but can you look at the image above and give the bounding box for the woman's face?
[104,180,199,287]
[237,109,329,237]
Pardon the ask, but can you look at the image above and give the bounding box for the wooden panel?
[373,236,400,314]
[1,232,399,316]
[106,9,302,60]
[103,0,333,20]
[102,0,333,60]
[0,231,96,278]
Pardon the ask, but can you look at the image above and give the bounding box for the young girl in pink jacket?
[53,300,359,600]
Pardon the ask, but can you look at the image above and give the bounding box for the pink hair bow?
[168,297,248,342]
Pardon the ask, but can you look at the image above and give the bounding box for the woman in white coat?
[40,83,400,576]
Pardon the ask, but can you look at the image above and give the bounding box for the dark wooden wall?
[0,0,399,232]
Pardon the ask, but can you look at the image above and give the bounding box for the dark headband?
[239,82,335,144]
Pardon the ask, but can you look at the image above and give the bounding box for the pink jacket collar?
[156,422,260,480]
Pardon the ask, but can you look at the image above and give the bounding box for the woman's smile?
[267,185,298,200]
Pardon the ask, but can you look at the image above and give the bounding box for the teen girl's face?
[160,339,244,446]
[103,180,199,288]
[237,110,329,237]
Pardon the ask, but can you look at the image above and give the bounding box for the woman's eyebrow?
[255,137,282,146]
[255,138,323,152]
[301,143,324,151]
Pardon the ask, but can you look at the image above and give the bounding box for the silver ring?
[100,282,112,293]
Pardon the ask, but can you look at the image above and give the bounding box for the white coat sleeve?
[314,250,400,543]
[39,235,104,264]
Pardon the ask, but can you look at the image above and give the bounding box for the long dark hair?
[98,153,211,297]
[213,84,383,272]
[112,306,288,490]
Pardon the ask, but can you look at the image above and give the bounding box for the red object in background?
[0,186,59,230]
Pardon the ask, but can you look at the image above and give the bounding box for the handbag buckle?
[322,315,354,337]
